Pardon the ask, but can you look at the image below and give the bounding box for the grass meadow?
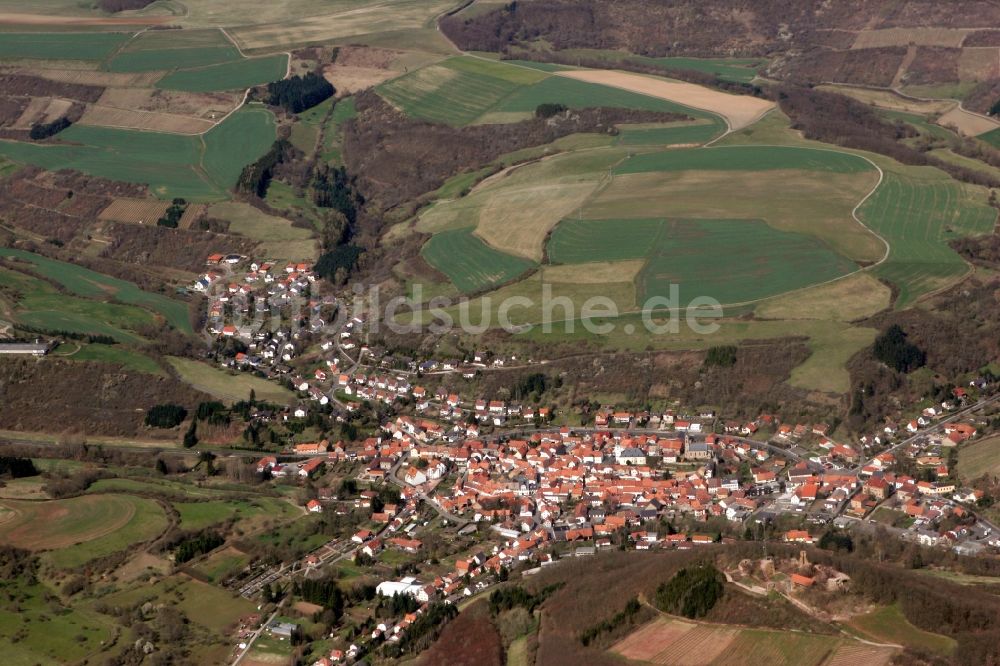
[846,604,955,656]
[167,356,295,403]
[957,434,1000,481]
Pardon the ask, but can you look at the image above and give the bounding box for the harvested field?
[610,616,851,666]
[817,85,955,114]
[957,434,1000,481]
[824,643,895,666]
[226,0,457,50]
[11,96,72,129]
[24,67,162,88]
[0,12,165,26]
[98,197,170,223]
[207,201,316,261]
[852,28,968,49]
[611,617,694,662]
[541,260,645,284]
[937,105,999,136]
[958,47,1000,81]
[554,69,773,130]
[324,63,398,93]
[755,272,891,322]
[79,105,215,133]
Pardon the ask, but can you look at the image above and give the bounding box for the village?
[191,253,1000,664]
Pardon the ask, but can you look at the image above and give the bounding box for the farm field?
[421,227,537,294]
[224,0,457,51]
[107,45,242,73]
[0,31,131,59]
[0,494,168,569]
[378,56,548,126]
[553,69,774,130]
[207,201,317,261]
[610,615,882,666]
[549,217,858,305]
[416,146,623,262]
[979,127,1000,148]
[754,272,892,322]
[0,247,193,333]
[167,356,296,403]
[378,55,727,131]
[858,167,996,307]
[0,105,276,201]
[157,54,289,92]
[846,604,955,656]
[957,434,1000,481]
[586,162,882,263]
[615,145,872,174]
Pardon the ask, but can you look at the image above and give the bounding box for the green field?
[490,74,717,118]
[0,31,132,60]
[0,263,153,343]
[0,494,168,569]
[0,105,276,201]
[615,145,873,175]
[157,54,288,92]
[167,356,295,404]
[979,127,1000,148]
[859,169,996,307]
[421,227,537,293]
[0,248,193,334]
[64,343,165,374]
[847,604,955,655]
[107,45,242,72]
[378,56,548,125]
[650,56,763,83]
[957,434,1000,481]
[549,217,858,304]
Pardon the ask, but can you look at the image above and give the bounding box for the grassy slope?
[167,356,295,404]
[847,604,955,656]
[0,247,192,334]
[957,434,1000,481]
